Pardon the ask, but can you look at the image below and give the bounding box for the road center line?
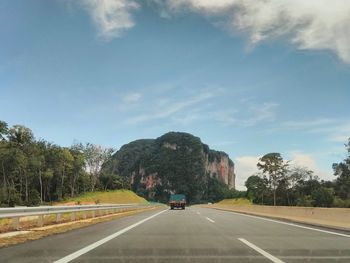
[206,217,215,223]
[54,209,167,263]
[226,211,350,238]
[238,238,284,263]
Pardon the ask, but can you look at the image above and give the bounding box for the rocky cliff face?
[131,144,236,191]
[204,153,235,189]
[102,132,236,202]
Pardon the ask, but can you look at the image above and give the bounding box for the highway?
[0,206,349,262]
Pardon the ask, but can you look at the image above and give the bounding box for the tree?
[8,125,34,146]
[206,176,227,203]
[245,174,267,204]
[282,166,314,206]
[257,153,288,206]
[99,173,123,191]
[60,148,73,199]
[312,187,334,207]
[82,143,114,192]
[29,146,44,203]
[333,138,350,200]
[0,121,8,141]
[68,147,85,197]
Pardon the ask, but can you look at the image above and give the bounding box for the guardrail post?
[56,213,61,223]
[82,211,87,219]
[37,215,44,227]
[12,217,20,230]
[91,210,95,218]
[71,212,76,221]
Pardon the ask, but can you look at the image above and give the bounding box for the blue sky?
[1,0,350,189]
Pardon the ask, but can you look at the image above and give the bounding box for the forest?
[0,120,121,206]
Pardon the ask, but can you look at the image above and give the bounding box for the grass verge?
[54,189,147,205]
[216,198,252,205]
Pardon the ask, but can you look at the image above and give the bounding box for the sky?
[1,0,350,189]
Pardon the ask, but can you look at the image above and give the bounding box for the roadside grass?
[0,211,97,233]
[217,198,252,205]
[54,189,147,205]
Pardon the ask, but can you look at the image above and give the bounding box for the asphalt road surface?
[1,206,350,263]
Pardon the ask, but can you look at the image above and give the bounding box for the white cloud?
[126,91,214,124]
[234,155,260,190]
[211,140,237,147]
[209,102,278,127]
[81,0,139,40]
[283,118,338,130]
[288,151,333,180]
[122,92,142,103]
[160,0,350,63]
[289,152,317,171]
[282,118,350,143]
[329,123,350,142]
[241,102,278,127]
[77,0,350,63]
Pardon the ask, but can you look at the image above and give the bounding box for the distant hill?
[102,132,235,203]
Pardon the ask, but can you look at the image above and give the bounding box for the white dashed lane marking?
[206,217,215,223]
[238,238,285,263]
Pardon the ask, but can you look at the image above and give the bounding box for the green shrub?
[333,197,350,208]
[296,195,313,207]
[26,189,41,206]
[311,188,334,207]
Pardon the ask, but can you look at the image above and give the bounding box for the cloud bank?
[79,0,350,63]
[283,118,350,143]
[81,0,139,40]
[163,0,350,63]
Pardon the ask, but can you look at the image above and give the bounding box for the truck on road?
[169,194,186,210]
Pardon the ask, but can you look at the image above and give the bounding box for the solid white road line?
[206,217,215,223]
[238,238,285,263]
[226,211,350,238]
[54,209,167,263]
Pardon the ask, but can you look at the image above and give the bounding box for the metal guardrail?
[0,203,153,230]
[0,204,141,217]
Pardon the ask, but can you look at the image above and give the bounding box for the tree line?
[1,119,349,208]
[245,141,350,207]
[0,120,127,207]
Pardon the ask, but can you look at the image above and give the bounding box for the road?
[1,206,350,262]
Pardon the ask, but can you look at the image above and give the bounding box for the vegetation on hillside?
[102,132,235,204]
